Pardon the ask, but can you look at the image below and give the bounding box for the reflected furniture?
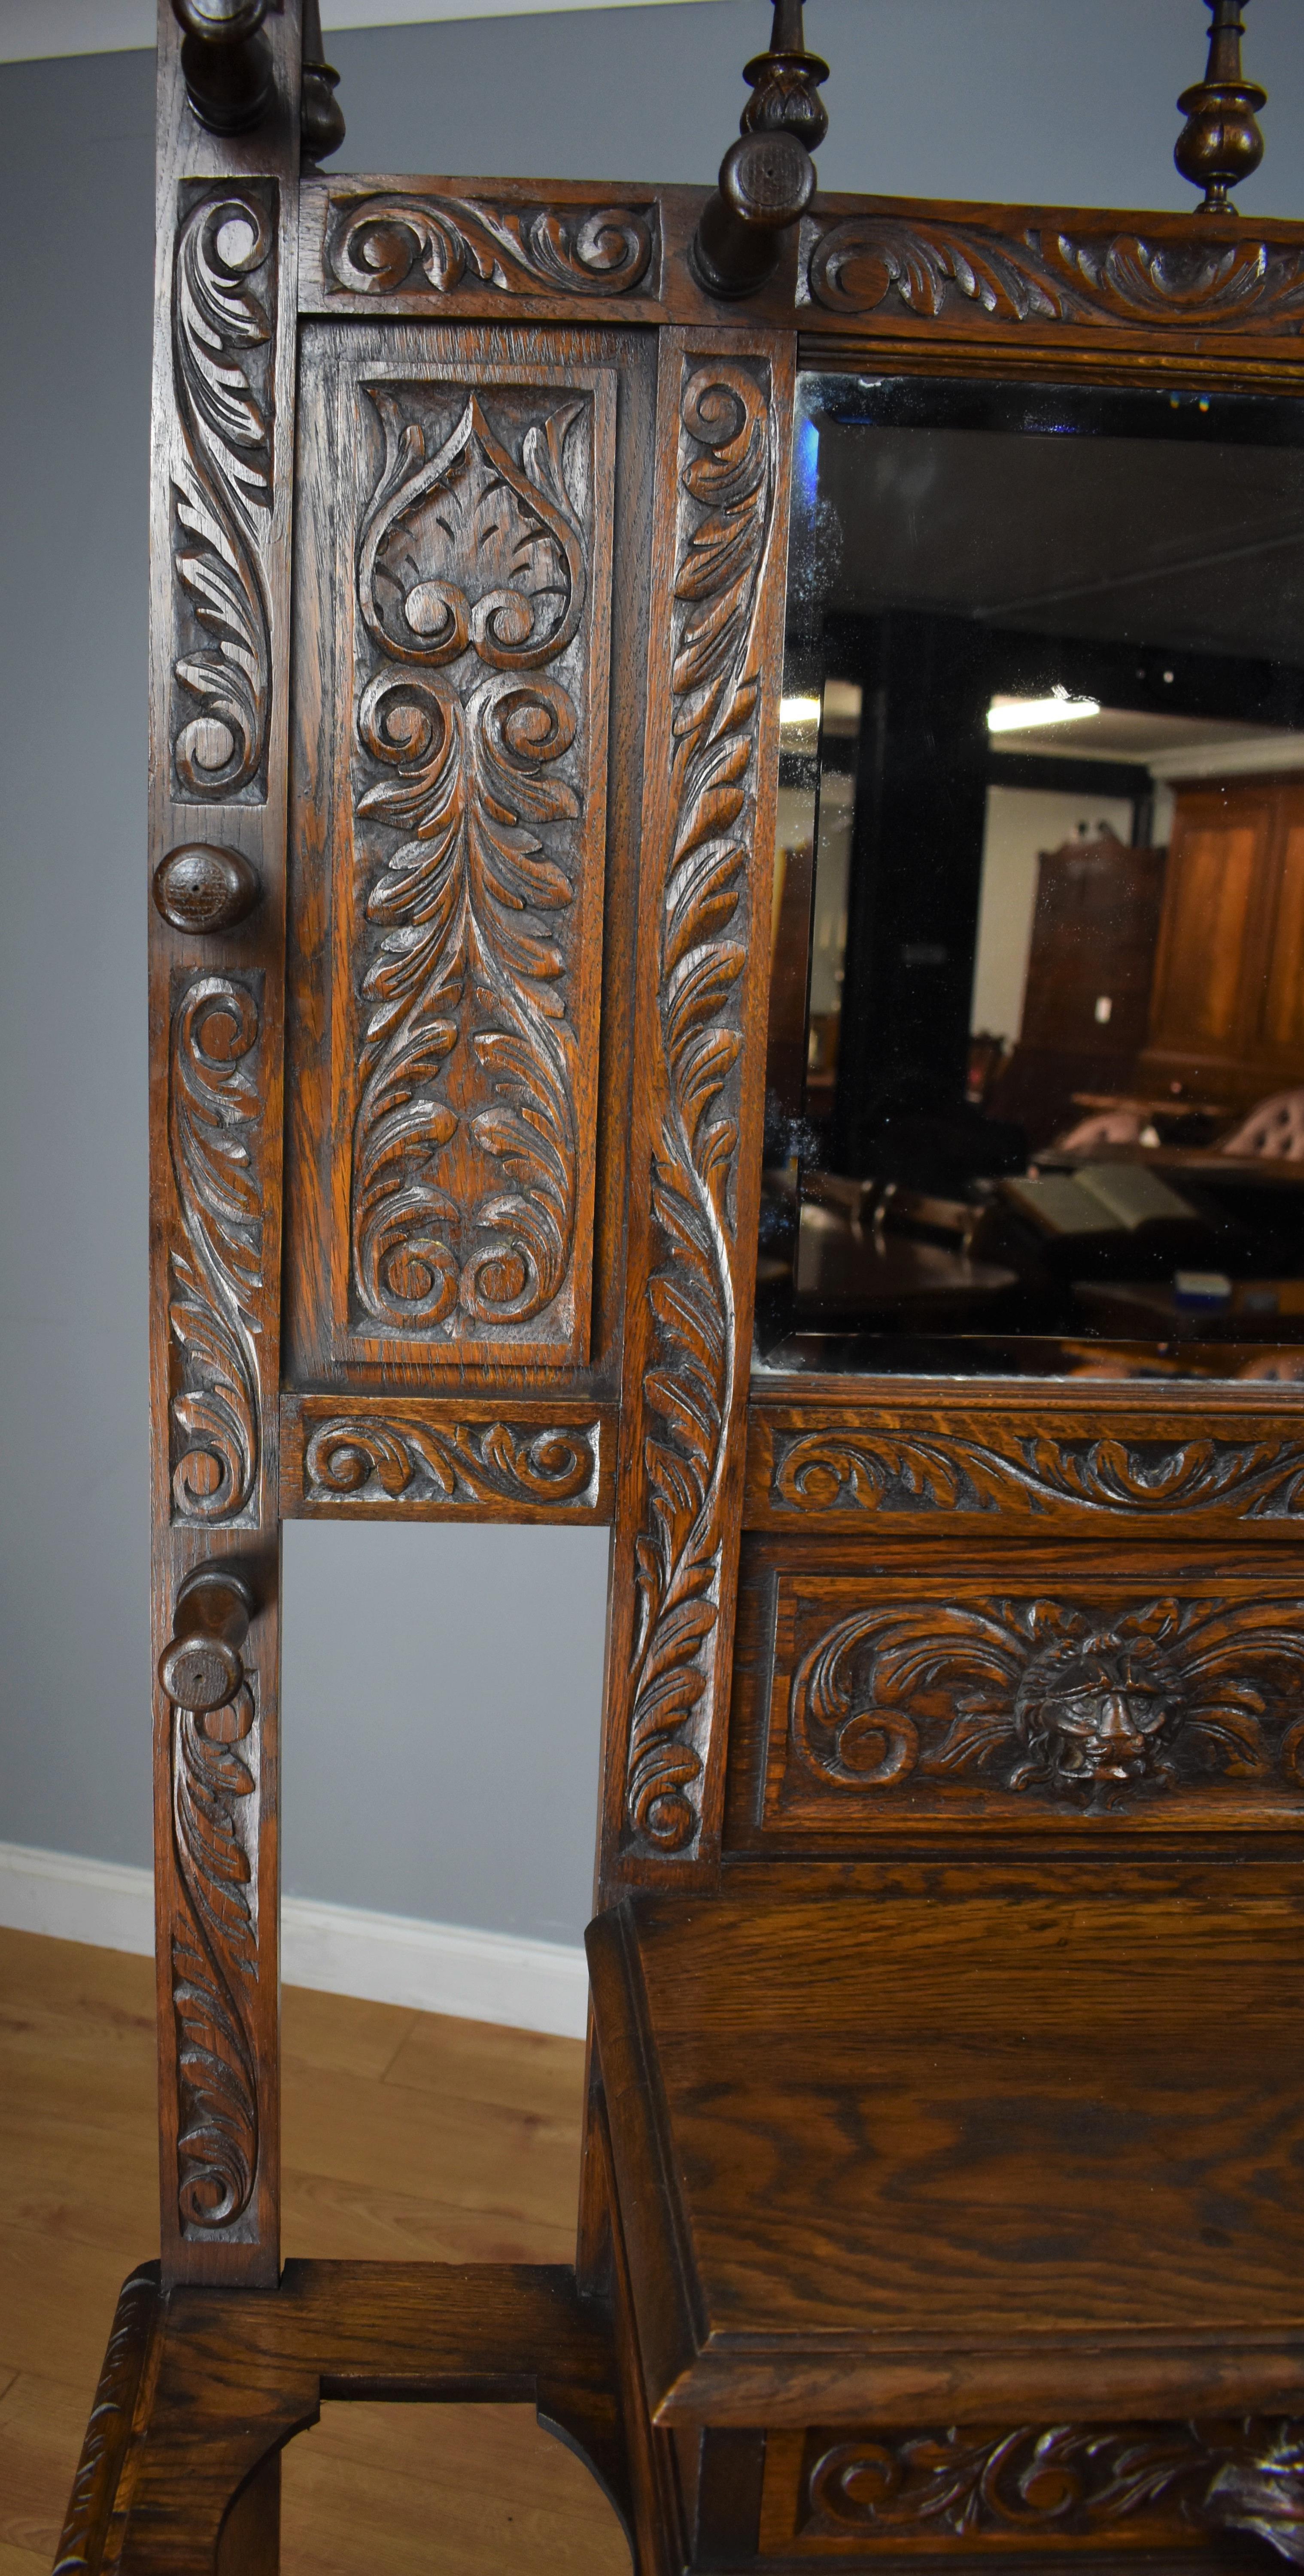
[60,3,1304,2572]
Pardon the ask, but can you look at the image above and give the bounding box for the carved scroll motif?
[624,362,776,1856]
[770,1427,1304,1522]
[803,215,1304,333]
[349,383,601,1354]
[168,975,263,1524]
[327,192,655,300]
[303,1413,602,1510]
[52,2266,158,2576]
[803,2421,1304,2558]
[170,184,276,801]
[790,1595,1304,1810]
[171,1683,259,2233]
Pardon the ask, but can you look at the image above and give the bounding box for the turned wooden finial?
[691,0,830,301]
[171,0,274,136]
[1175,0,1266,214]
[301,0,347,164]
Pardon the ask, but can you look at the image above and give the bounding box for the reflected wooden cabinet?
[1144,778,1304,1102]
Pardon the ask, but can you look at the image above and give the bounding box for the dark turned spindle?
[301,0,347,165]
[1175,0,1266,213]
[172,0,274,137]
[159,1568,254,1714]
[691,0,829,301]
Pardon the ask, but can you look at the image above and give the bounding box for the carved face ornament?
[1011,1631,1179,1788]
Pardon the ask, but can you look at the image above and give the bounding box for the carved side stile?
[149,0,299,2285]
[604,331,791,1877]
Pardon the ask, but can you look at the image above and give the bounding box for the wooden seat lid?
[587,1877,1304,2431]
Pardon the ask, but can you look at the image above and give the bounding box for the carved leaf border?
[168,974,264,1525]
[624,359,776,1857]
[803,216,1304,334]
[302,1413,602,1510]
[787,1593,1304,1809]
[326,192,657,300]
[348,386,590,1347]
[171,1683,259,2235]
[51,2267,158,2576]
[770,1427,1304,1523]
[170,182,277,802]
[806,2421,1304,2552]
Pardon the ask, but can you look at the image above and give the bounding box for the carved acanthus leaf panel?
[799,2419,1304,2556]
[344,369,613,1361]
[301,1411,603,1513]
[168,975,264,1525]
[761,1577,1304,1830]
[803,214,1304,333]
[170,183,276,801]
[623,359,777,1857]
[171,1683,259,2236]
[326,192,657,300]
[764,1422,1304,1525]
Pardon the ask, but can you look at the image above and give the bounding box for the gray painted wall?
[2,2,1303,1945]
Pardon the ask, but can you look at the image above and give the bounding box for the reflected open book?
[1002,1164,1200,1237]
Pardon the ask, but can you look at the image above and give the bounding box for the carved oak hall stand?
[59,2,1304,2570]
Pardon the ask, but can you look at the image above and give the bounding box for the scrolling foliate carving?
[168,975,264,1525]
[803,2419,1304,2555]
[770,1426,1304,1523]
[625,361,776,1855]
[171,1683,259,2234]
[349,380,602,1353]
[791,1595,1304,1811]
[803,214,1304,334]
[326,191,656,300]
[303,1413,602,1510]
[170,184,277,802]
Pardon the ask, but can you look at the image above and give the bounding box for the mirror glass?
[760,371,1304,1380]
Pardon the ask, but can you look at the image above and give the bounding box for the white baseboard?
[0,1839,589,2041]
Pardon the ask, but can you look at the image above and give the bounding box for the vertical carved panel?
[340,363,614,1364]
[170,183,277,803]
[168,973,264,1526]
[604,332,791,1876]
[171,1682,260,2235]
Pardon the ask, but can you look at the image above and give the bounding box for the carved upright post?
[599,332,793,1888]
[149,0,301,2286]
[691,0,829,299]
[1175,0,1266,213]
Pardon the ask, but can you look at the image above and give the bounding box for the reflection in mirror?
[759,373,1304,1381]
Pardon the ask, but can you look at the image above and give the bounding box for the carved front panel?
[761,2419,1304,2559]
[735,1548,1304,1839]
[330,354,615,1365]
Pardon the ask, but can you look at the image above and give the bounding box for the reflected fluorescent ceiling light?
[780,696,823,727]
[987,690,1101,733]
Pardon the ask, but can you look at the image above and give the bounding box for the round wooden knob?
[159,1570,253,1712]
[153,844,261,936]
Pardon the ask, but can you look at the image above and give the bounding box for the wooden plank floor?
[0,1927,629,2573]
